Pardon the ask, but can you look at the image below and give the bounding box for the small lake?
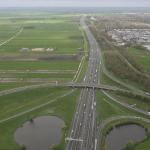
[106,124,146,150]
[14,116,65,150]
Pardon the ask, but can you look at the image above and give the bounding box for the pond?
[14,116,65,150]
[106,124,146,150]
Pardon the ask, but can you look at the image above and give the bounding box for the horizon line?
[0,6,150,8]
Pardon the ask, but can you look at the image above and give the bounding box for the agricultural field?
[0,16,82,54]
[0,11,86,150]
[0,12,84,84]
[0,82,37,91]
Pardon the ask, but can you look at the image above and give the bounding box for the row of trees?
[89,24,150,91]
[104,52,150,90]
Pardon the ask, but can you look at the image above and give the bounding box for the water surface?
[15,116,65,150]
[106,124,146,150]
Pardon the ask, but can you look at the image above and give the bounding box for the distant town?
[108,29,150,50]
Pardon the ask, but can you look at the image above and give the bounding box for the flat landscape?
[0,12,84,86]
[0,10,86,150]
[0,8,150,150]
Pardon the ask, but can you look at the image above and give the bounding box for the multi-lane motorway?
[65,17,101,150]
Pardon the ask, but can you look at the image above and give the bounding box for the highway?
[65,17,101,150]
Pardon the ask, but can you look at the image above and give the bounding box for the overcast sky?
[0,0,150,7]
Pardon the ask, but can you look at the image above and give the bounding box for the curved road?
[0,90,74,124]
[102,91,150,117]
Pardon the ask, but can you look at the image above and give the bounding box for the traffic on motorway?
[65,17,101,150]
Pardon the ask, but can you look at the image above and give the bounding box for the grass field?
[0,87,80,150]
[100,71,127,89]
[0,14,84,83]
[109,92,150,112]
[96,91,150,150]
[0,11,84,150]
[133,138,150,150]
[0,60,79,70]
[0,17,83,54]
[128,47,150,72]
[96,91,135,122]
[0,87,67,119]
[0,24,20,43]
[0,72,74,79]
[0,82,38,91]
[0,60,80,82]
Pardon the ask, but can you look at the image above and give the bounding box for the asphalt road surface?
[65,17,101,150]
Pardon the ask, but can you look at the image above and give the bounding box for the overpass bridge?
[53,82,149,99]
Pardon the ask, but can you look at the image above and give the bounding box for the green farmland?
[0,82,36,91]
[0,9,150,150]
[0,11,85,150]
[128,47,150,72]
[0,17,83,54]
[0,60,79,70]
[0,11,86,150]
[0,13,84,84]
